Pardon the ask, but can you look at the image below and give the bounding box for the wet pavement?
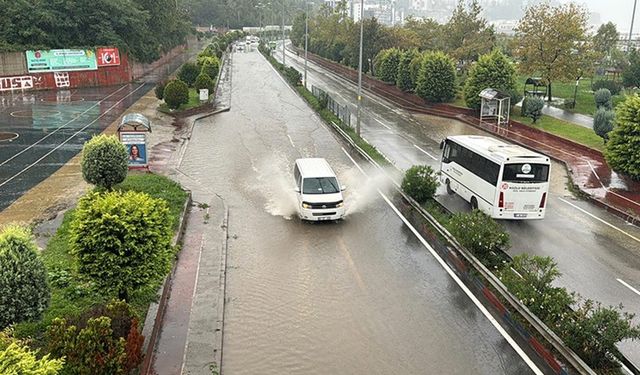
[275,45,640,367]
[171,48,544,374]
[541,104,593,129]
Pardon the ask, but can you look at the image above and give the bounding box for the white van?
[294,158,346,221]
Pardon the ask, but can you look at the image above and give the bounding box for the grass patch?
[14,173,188,342]
[511,112,604,152]
[158,88,207,114]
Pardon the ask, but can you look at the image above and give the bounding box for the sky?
[566,0,637,31]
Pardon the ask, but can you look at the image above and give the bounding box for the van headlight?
[302,202,312,209]
[336,201,344,208]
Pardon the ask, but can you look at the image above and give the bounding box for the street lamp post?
[630,0,638,51]
[282,0,286,66]
[304,1,309,89]
[356,0,364,136]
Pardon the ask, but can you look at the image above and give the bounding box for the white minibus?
[294,158,346,221]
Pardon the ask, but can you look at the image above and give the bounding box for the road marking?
[0,84,130,168]
[413,144,438,161]
[558,197,640,244]
[342,147,544,375]
[337,237,367,293]
[617,278,640,297]
[286,134,295,148]
[372,117,392,130]
[0,84,147,189]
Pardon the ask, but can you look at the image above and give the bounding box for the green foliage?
[0,342,63,375]
[80,134,128,190]
[200,56,221,80]
[376,48,402,84]
[46,316,126,375]
[401,165,439,204]
[396,49,419,91]
[409,53,424,90]
[463,49,517,111]
[591,79,621,95]
[284,66,302,86]
[154,80,168,100]
[623,49,640,88]
[416,51,456,103]
[163,79,190,110]
[594,88,612,110]
[605,95,640,180]
[70,190,174,301]
[0,225,50,329]
[442,0,495,67]
[593,108,615,143]
[178,62,200,87]
[498,254,576,329]
[449,209,510,264]
[522,96,544,123]
[194,73,215,94]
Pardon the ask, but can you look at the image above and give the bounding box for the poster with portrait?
[120,131,148,168]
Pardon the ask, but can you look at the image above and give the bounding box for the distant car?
[294,158,346,222]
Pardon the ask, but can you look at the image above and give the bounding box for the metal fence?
[311,85,351,127]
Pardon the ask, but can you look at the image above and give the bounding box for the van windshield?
[303,177,339,194]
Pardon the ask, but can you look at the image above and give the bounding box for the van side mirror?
[439,140,445,150]
[294,187,300,193]
[341,185,347,191]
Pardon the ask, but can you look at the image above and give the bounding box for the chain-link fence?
[312,85,351,127]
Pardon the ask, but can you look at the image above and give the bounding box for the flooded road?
[277,45,640,366]
[178,50,541,374]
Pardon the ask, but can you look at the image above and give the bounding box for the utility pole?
[356,0,364,136]
[630,0,638,51]
[304,0,309,89]
[282,0,286,66]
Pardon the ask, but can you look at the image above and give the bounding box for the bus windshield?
[502,163,549,183]
[303,177,340,194]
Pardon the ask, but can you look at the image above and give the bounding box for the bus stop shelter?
[479,88,510,128]
[118,113,152,169]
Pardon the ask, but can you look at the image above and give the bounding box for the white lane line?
[0,84,147,189]
[558,197,640,244]
[373,117,392,130]
[413,144,438,161]
[617,278,640,297]
[342,147,544,375]
[287,134,295,148]
[0,84,130,168]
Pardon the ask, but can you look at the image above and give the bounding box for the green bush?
[46,316,126,375]
[463,50,517,111]
[416,51,456,103]
[194,73,215,95]
[522,96,544,123]
[70,190,174,301]
[376,48,401,84]
[0,342,63,375]
[401,165,439,204]
[409,53,423,90]
[284,66,302,86]
[163,79,190,110]
[449,209,510,265]
[200,56,220,79]
[154,80,168,100]
[592,79,622,95]
[0,225,50,329]
[396,49,419,91]
[80,134,128,190]
[177,62,200,87]
[594,88,612,110]
[623,49,640,88]
[593,108,614,143]
[605,95,640,180]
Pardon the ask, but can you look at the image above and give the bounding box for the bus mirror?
[439,140,445,150]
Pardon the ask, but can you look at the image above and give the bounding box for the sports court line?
[0,84,147,189]
[342,147,544,375]
[0,84,130,168]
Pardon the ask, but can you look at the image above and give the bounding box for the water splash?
[341,166,395,216]
[252,153,298,220]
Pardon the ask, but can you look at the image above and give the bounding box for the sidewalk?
[296,48,640,223]
[541,104,594,129]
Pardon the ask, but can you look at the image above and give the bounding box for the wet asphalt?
[274,44,640,366]
[178,48,542,374]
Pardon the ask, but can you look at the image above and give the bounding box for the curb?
[213,206,230,374]
[140,191,192,375]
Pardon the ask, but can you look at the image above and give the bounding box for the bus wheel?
[445,179,454,195]
[470,197,478,210]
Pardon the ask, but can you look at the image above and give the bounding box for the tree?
[154,80,168,100]
[403,17,443,51]
[593,108,615,143]
[605,95,640,180]
[442,0,495,68]
[416,51,456,103]
[593,22,619,63]
[376,48,402,84]
[70,190,174,301]
[514,3,592,101]
[343,17,391,73]
[81,134,128,190]
[163,79,190,110]
[0,225,50,329]
[194,73,214,94]
[522,96,544,123]
[396,49,420,91]
[178,62,200,87]
[594,88,612,110]
[463,49,517,111]
[401,165,439,203]
[623,49,640,88]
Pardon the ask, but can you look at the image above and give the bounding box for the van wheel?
[470,197,478,210]
[445,179,454,195]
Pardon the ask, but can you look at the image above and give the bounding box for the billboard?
[26,49,98,73]
[120,131,148,168]
[97,47,120,67]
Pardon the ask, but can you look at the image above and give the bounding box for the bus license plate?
[514,213,528,218]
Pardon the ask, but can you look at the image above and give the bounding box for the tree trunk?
[547,82,552,102]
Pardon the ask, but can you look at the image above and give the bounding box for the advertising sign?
[97,47,121,67]
[0,76,34,91]
[26,49,98,73]
[120,132,148,168]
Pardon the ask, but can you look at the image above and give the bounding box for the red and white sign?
[0,76,34,91]
[500,182,509,191]
[97,47,120,67]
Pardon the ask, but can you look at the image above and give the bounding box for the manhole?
[10,110,61,118]
[0,132,19,142]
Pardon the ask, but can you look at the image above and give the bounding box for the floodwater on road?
[178,50,539,374]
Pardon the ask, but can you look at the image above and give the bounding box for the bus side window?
[443,143,451,162]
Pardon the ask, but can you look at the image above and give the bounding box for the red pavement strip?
[296,47,640,224]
